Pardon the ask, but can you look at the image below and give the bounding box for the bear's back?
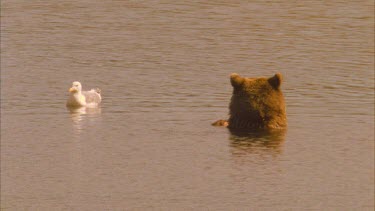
[228,73,287,130]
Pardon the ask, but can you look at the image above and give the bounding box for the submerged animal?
[66,81,102,107]
[212,73,287,130]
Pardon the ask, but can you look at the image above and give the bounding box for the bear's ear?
[230,73,244,87]
[268,73,283,89]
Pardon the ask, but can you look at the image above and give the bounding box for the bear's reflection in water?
[228,128,286,158]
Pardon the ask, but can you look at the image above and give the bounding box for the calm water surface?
[1,1,374,210]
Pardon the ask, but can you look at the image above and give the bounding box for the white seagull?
[66,81,102,107]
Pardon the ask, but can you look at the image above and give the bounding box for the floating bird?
[66,81,101,107]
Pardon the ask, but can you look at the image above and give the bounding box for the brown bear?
[212,73,287,130]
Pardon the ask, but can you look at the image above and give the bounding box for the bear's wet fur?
[213,73,287,130]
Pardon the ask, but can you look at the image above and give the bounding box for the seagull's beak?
[69,87,77,93]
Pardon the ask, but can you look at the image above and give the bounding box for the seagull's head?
[69,81,82,93]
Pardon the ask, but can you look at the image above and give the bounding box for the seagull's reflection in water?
[67,107,102,133]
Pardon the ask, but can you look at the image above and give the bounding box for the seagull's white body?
[67,81,101,107]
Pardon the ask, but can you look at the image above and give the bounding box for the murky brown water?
[1,1,374,210]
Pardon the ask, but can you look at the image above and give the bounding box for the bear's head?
[228,73,287,129]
